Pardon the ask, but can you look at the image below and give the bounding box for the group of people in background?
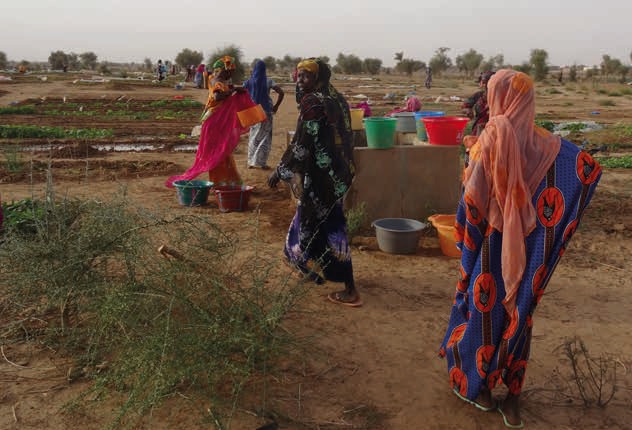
[155,60,181,81]
[164,56,602,428]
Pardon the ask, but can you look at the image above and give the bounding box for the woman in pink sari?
[166,56,257,188]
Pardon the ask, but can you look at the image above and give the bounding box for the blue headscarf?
[244,60,272,114]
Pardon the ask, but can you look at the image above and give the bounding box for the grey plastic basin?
[392,112,417,133]
[372,218,427,254]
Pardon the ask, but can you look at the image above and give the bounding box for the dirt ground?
[1,73,631,430]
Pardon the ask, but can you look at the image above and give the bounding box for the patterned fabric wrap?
[296,59,354,172]
[247,113,273,167]
[205,76,232,113]
[440,138,601,400]
[284,202,353,284]
[276,64,354,284]
[464,69,561,313]
[213,55,236,72]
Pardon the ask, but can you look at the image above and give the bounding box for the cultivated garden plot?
[1,73,632,430]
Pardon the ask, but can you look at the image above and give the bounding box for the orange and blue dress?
[439,138,601,399]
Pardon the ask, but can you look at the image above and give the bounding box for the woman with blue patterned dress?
[439,70,601,428]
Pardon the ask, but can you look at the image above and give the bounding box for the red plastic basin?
[422,116,469,146]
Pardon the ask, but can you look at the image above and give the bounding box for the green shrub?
[2,145,24,173]
[345,202,367,241]
[0,192,306,429]
[0,105,36,115]
[596,155,632,168]
[560,123,587,133]
[535,119,555,131]
[598,100,616,107]
[0,198,45,234]
[0,125,113,139]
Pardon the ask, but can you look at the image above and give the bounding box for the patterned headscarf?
[213,56,236,73]
[464,69,561,313]
[244,60,272,113]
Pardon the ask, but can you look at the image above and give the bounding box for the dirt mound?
[0,158,182,183]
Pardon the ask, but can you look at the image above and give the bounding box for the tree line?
[1,47,631,83]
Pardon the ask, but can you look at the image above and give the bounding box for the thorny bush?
[0,189,307,429]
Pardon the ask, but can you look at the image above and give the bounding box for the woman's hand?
[267,170,280,188]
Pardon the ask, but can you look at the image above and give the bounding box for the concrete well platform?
[344,144,462,227]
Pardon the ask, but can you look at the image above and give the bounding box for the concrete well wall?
[344,145,463,227]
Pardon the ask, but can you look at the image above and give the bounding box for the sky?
[1,0,631,68]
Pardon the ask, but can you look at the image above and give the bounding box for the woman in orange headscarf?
[439,70,601,428]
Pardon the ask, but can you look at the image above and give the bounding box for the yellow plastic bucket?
[428,214,462,258]
[350,108,364,130]
[237,104,267,128]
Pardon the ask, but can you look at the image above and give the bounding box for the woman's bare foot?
[499,393,523,428]
[474,385,494,409]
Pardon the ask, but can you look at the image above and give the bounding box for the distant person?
[425,66,432,89]
[353,100,372,117]
[462,71,495,136]
[18,64,26,74]
[62,64,68,73]
[203,64,212,90]
[156,59,167,81]
[243,59,285,169]
[267,58,360,307]
[194,64,205,88]
[387,95,422,116]
[439,70,601,429]
[167,56,261,187]
[185,65,194,82]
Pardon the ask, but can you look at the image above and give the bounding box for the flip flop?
[497,405,524,429]
[453,389,496,412]
[327,291,363,307]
